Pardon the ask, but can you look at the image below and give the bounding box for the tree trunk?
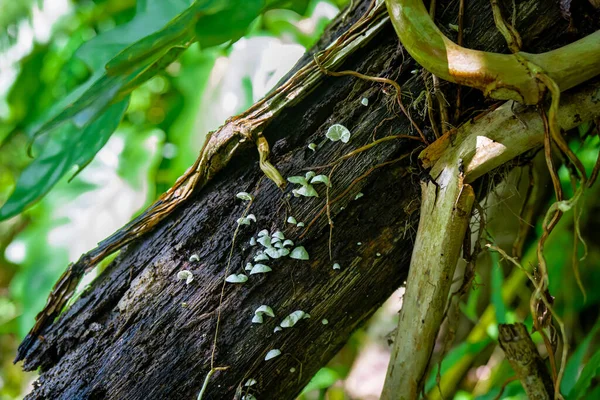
[19,1,597,398]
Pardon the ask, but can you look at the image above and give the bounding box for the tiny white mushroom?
[249,237,257,246]
[246,214,256,222]
[236,192,253,201]
[225,274,248,283]
[280,310,309,328]
[257,236,272,248]
[255,305,275,318]
[265,247,281,259]
[297,222,305,227]
[376,252,382,257]
[308,143,317,151]
[322,319,329,325]
[290,246,309,260]
[254,253,270,262]
[361,97,369,106]
[250,264,272,275]
[333,263,341,270]
[252,314,264,324]
[287,176,308,185]
[290,367,296,373]
[277,248,290,257]
[287,216,297,224]
[357,242,362,246]
[274,326,283,333]
[265,349,281,360]
[295,185,319,198]
[310,175,331,187]
[244,378,257,387]
[189,254,200,262]
[326,124,351,143]
[177,270,194,285]
[354,192,364,200]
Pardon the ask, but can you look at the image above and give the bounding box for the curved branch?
[384,0,600,104]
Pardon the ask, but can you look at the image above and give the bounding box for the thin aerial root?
[301,154,409,237]
[307,134,423,170]
[454,0,466,122]
[490,0,522,53]
[512,163,535,259]
[537,73,588,184]
[313,55,428,143]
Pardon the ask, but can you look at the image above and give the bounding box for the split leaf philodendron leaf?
[0,100,129,220]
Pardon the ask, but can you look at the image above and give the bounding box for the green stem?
[384,0,600,104]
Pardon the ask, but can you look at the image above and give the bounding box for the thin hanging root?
[537,73,588,184]
[512,163,536,259]
[312,55,428,143]
[301,154,410,238]
[427,0,450,134]
[198,199,254,399]
[307,133,423,170]
[588,137,600,187]
[486,244,567,399]
[490,0,522,53]
[423,71,441,139]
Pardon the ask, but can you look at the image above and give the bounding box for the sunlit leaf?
[0,100,129,220]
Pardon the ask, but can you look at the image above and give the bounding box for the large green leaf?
[562,319,600,395]
[568,347,600,400]
[0,99,129,220]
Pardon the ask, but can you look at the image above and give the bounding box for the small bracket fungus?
[177,270,194,285]
[244,378,257,387]
[255,305,275,318]
[250,264,272,275]
[287,216,297,224]
[252,314,264,324]
[257,229,269,237]
[296,222,305,227]
[274,326,283,333]
[245,262,253,271]
[354,192,364,200]
[361,97,369,106]
[322,319,329,325]
[265,349,281,361]
[333,263,341,270]
[280,310,311,328]
[225,274,248,283]
[310,175,331,187]
[189,254,200,262]
[308,142,317,151]
[290,246,309,260]
[326,124,351,143]
[236,192,253,201]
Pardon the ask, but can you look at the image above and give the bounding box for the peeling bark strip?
[20,1,598,399]
[499,323,554,399]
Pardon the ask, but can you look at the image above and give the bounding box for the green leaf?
[563,318,600,396]
[568,347,600,400]
[0,99,129,220]
[77,0,192,71]
[194,0,264,49]
[301,367,341,393]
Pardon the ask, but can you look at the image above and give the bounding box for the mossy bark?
[19,1,598,398]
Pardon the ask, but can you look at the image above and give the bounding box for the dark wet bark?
[21,1,597,399]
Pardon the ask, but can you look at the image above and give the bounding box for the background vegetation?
[0,0,598,399]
